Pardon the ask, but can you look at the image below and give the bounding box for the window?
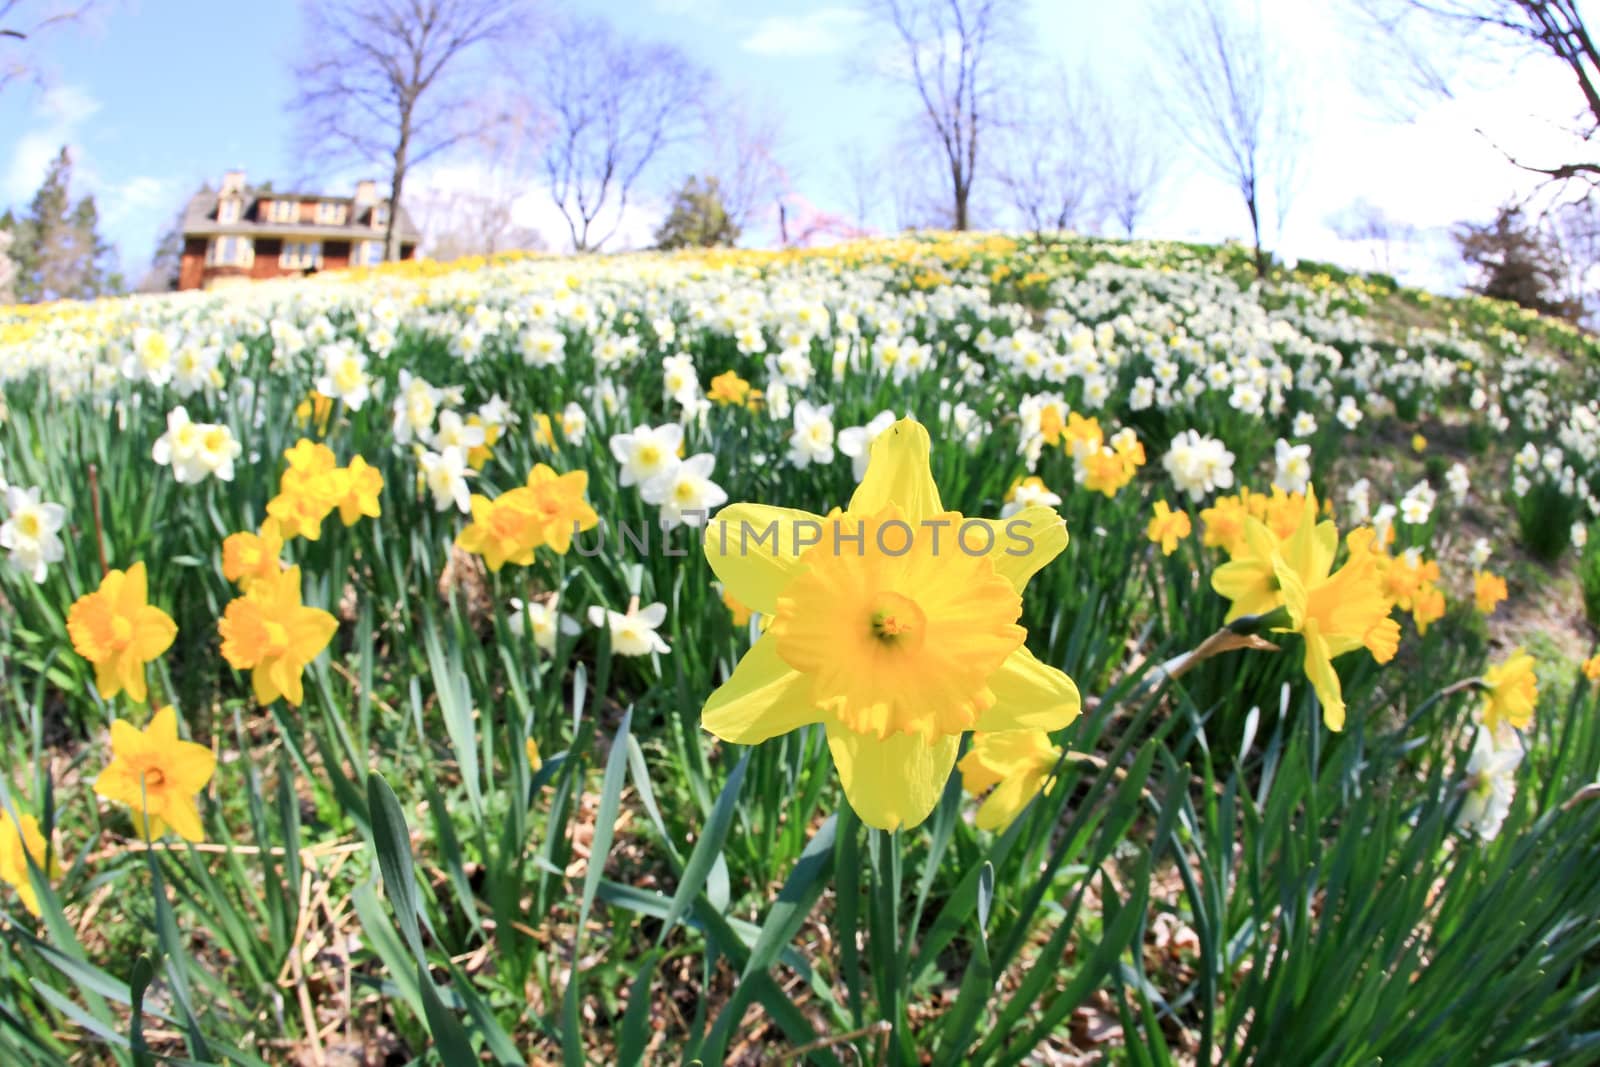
[356,240,385,266]
[315,201,347,225]
[280,241,323,269]
[206,236,253,267]
[268,199,297,223]
[373,203,390,229]
[217,197,241,224]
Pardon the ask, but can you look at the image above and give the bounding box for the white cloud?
[740,8,865,56]
[4,84,103,202]
[37,84,102,126]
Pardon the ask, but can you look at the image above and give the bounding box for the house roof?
[181,185,421,243]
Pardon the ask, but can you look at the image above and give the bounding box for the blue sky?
[0,0,1584,287]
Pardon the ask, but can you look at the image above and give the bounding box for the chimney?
[221,169,246,196]
[354,180,377,205]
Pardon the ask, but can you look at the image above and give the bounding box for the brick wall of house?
[178,238,208,291]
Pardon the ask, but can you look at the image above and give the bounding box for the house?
[178,170,421,290]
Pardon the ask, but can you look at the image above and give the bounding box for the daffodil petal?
[976,776,1033,831]
[702,635,823,744]
[163,797,205,843]
[703,503,825,614]
[968,506,1067,592]
[168,741,217,793]
[1302,622,1345,731]
[975,647,1081,733]
[848,418,942,524]
[825,725,959,831]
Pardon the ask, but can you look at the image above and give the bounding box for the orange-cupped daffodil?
[218,565,338,707]
[93,705,216,842]
[65,561,178,704]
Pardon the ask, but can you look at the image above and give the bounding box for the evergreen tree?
[1455,204,1581,322]
[653,176,740,250]
[9,146,122,301]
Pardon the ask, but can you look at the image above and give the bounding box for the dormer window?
[268,200,297,223]
[218,198,241,224]
[315,201,347,225]
[373,203,390,229]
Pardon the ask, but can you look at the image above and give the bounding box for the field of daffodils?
[1,232,1599,1064]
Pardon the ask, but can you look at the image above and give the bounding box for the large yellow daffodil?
[700,418,1080,831]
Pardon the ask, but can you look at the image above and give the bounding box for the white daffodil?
[642,453,726,529]
[787,400,835,468]
[419,446,474,513]
[587,602,670,657]
[610,423,683,488]
[316,342,371,410]
[0,486,66,583]
[508,596,582,653]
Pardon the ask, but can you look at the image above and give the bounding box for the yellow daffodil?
[218,566,338,707]
[700,418,1079,831]
[1473,570,1507,616]
[296,391,334,435]
[708,370,755,407]
[1211,494,1337,623]
[957,729,1061,831]
[1481,649,1537,734]
[0,808,61,916]
[221,521,284,591]
[525,738,542,772]
[1214,490,1398,730]
[1581,653,1600,681]
[1200,492,1251,555]
[66,561,177,704]
[335,455,384,525]
[1062,412,1101,457]
[1146,501,1192,556]
[1411,433,1427,453]
[94,705,216,842]
[456,464,600,569]
[1273,522,1400,730]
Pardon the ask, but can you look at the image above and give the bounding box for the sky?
[0,0,1590,291]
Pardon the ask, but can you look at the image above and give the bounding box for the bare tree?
[1156,0,1301,275]
[288,0,533,261]
[704,94,787,238]
[838,140,882,232]
[1352,1,1599,189]
[864,0,1019,230]
[411,89,545,259]
[1099,107,1170,239]
[997,68,1101,234]
[0,0,99,96]
[1329,196,1418,274]
[537,15,710,252]
[413,186,545,260]
[1549,195,1599,324]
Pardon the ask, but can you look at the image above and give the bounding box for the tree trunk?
[1247,192,1266,278]
[953,178,969,231]
[387,111,411,262]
